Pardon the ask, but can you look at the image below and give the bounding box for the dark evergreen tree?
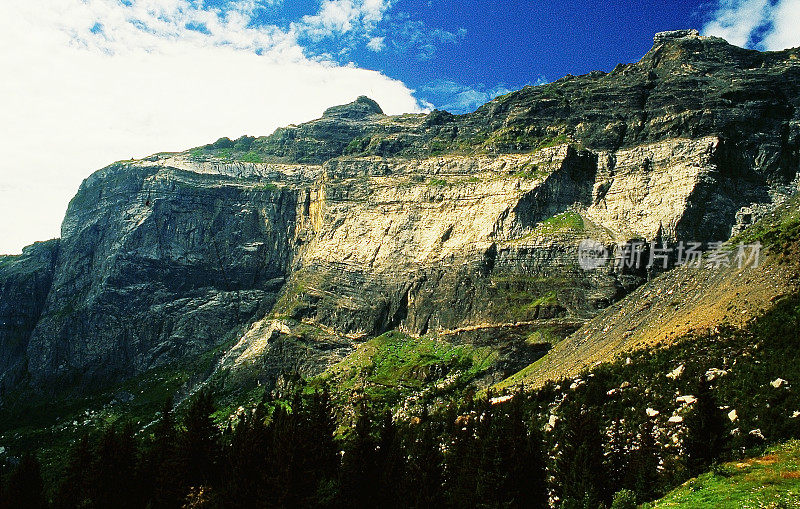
[265,394,304,507]
[303,386,340,505]
[605,418,629,494]
[54,434,93,509]
[444,406,479,506]
[144,396,188,508]
[224,403,270,507]
[515,414,549,508]
[475,399,503,503]
[340,399,379,508]
[405,406,444,508]
[92,424,139,509]
[478,394,548,508]
[0,463,6,509]
[180,389,219,489]
[375,410,406,509]
[628,422,660,502]
[5,453,47,509]
[684,378,728,476]
[554,404,609,509]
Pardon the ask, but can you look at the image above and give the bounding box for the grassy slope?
[308,330,498,407]
[647,440,800,508]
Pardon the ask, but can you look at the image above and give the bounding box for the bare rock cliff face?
[1,32,799,396]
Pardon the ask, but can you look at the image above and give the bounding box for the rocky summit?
[1,31,799,401]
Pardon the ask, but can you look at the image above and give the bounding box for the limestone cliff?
[1,31,799,398]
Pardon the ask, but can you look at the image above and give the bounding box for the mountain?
[1,29,799,407]
[2,28,800,508]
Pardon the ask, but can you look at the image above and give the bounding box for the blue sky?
[305,0,710,111]
[0,0,799,254]
[190,0,795,113]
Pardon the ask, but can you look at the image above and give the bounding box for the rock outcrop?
[1,32,799,397]
[0,240,59,393]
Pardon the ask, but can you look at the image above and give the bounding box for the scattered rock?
[653,29,700,44]
[705,368,728,381]
[667,365,685,380]
[490,394,513,405]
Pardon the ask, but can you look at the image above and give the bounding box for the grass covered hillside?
[646,440,800,508]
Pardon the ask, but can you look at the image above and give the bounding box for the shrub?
[210,137,234,149]
[611,489,637,509]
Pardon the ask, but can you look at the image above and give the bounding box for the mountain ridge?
[0,30,799,405]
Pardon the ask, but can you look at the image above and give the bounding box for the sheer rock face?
[2,33,799,395]
[0,240,59,392]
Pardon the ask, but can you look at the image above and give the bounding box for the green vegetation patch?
[646,440,800,508]
[487,274,580,322]
[249,182,278,192]
[0,338,234,493]
[187,135,271,163]
[239,151,265,163]
[483,129,570,154]
[427,178,450,187]
[344,136,371,155]
[730,195,800,260]
[536,210,585,234]
[535,133,569,150]
[512,162,547,180]
[312,331,497,403]
[524,326,563,346]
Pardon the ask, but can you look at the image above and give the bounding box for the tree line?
[0,375,730,509]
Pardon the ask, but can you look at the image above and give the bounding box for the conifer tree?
[554,404,609,509]
[304,385,340,501]
[444,405,479,506]
[628,422,660,502]
[92,424,139,508]
[5,453,47,509]
[181,389,219,489]
[475,399,503,503]
[265,394,301,506]
[54,434,92,509]
[144,396,187,508]
[376,410,406,509]
[405,405,444,508]
[340,399,379,508]
[225,404,270,506]
[684,378,727,476]
[516,415,549,509]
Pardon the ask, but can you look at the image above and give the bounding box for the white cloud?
[298,0,391,40]
[418,78,546,114]
[386,16,466,61]
[0,0,422,254]
[702,0,800,50]
[367,36,385,51]
[761,0,800,50]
